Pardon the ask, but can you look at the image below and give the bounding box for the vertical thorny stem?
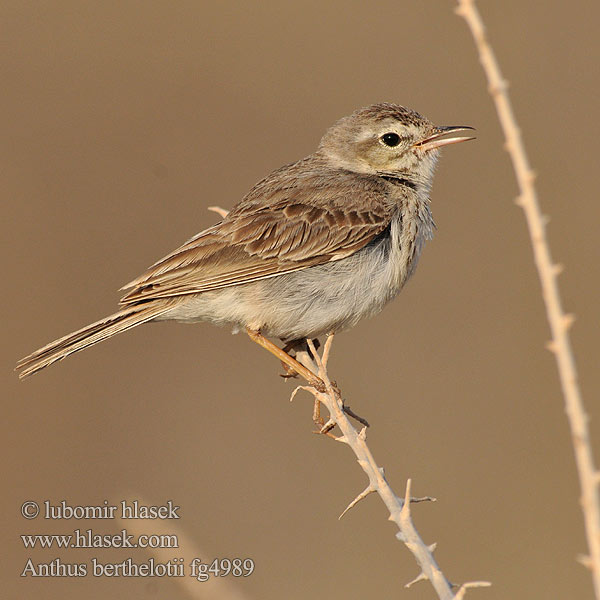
[456,1,600,596]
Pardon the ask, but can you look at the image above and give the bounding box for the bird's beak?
[413,126,475,152]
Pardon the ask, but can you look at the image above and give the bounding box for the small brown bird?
[16,103,473,379]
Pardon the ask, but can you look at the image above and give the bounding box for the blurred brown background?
[2,2,599,598]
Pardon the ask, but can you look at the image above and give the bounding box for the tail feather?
[15,302,173,379]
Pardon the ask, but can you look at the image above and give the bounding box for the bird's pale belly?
[163,219,425,341]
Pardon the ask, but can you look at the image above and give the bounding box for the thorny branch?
[288,334,490,599]
[455,2,600,597]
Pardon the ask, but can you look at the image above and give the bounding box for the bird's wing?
[119,165,395,304]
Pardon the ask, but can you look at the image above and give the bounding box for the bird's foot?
[279,360,299,379]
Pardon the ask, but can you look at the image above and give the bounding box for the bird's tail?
[15,302,173,379]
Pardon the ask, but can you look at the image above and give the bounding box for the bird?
[16,103,473,379]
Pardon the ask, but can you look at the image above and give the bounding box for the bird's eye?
[381,132,401,147]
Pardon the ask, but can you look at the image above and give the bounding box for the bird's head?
[319,102,474,182]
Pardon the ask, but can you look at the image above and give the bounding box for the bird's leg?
[245,329,325,391]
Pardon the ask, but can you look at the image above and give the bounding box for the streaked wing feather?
[120,162,395,304]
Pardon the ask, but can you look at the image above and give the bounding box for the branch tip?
[322,333,335,367]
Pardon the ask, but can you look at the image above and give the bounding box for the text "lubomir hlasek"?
[43,500,180,520]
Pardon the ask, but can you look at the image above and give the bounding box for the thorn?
[562,313,576,331]
[545,340,558,354]
[396,530,407,542]
[454,581,492,599]
[338,485,375,520]
[577,554,594,570]
[454,586,468,600]
[488,79,509,95]
[207,205,230,218]
[405,571,428,588]
[289,385,311,402]
[335,435,348,444]
[526,170,537,183]
[552,263,565,276]
[401,479,413,516]
[541,214,551,226]
[359,427,367,441]
[428,542,438,553]
[514,195,525,207]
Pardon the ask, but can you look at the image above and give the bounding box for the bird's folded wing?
[119,171,394,304]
